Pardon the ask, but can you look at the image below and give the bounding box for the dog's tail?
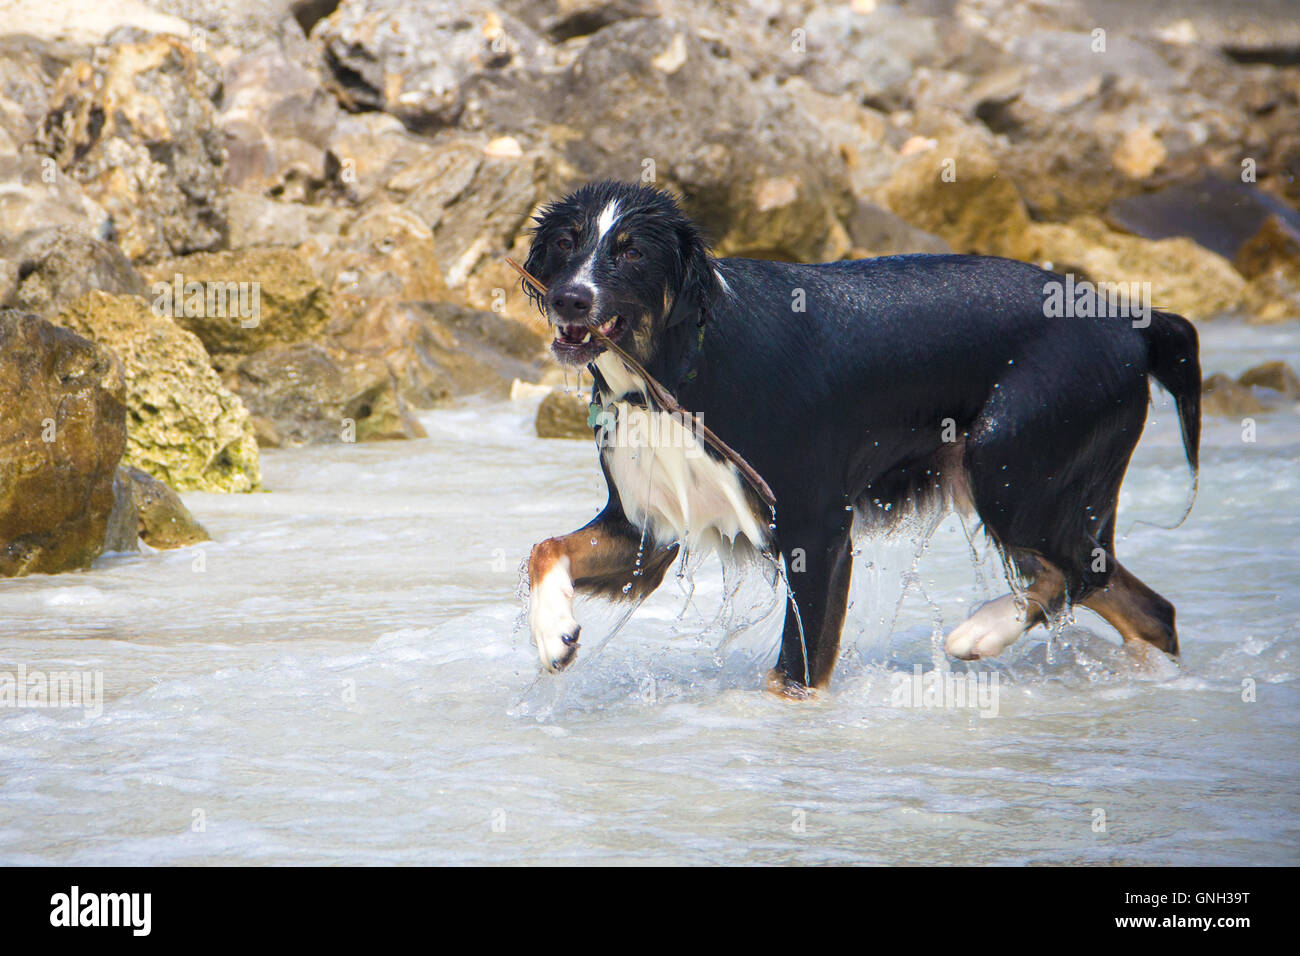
[1141,309,1201,473]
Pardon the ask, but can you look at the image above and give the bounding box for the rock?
[532,20,855,262]
[1238,361,1300,399]
[313,0,555,133]
[229,342,427,445]
[143,247,332,354]
[297,201,450,302]
[103,468,141,553]
[0,154,111,248]
[1234,216,1300,323]
[326,297,547,408]
[218,42,341,196]
[0,35,75,149]
[137,0,318,58]
[225,191,351,251]
[874,127,1035,259]
[1026,216,1245,321]
[1201,372,1266,416]
[2,0,191,47]
[1108,175,1300,261]
[2,226,147,317]
[54,291,261,492]
[120,465,210,548]
[535,389,591,440]
[0,310,128,576]
[844,199,952,257]
[35,34,228,263]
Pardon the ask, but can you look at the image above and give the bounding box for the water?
[1,321,1297,865]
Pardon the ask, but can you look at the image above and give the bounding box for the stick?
[505,257,777,509]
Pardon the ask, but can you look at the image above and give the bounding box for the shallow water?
[1,321,1297,865]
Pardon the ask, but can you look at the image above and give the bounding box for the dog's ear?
[671,224,720,328]
[521,215,551,312]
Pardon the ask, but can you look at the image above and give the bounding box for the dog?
[522,181,1200,697]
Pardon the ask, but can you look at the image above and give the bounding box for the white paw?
[529,557,580,672]
[945,595,1029,660]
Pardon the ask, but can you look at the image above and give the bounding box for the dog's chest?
[592,355,768,552]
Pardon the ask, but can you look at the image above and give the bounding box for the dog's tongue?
[559,324,590,344]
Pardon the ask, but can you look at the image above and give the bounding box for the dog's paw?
[764,668,820,702]
[529,558,580,672]
[945,595,1027,660]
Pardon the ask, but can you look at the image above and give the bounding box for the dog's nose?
[549,284,593,323]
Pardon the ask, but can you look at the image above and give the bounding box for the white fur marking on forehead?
[597,201,621,239]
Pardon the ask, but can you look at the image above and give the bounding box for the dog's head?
[523,181,720,368]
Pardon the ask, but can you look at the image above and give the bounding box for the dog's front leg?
[528,504,678,673]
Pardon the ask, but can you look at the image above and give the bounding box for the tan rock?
[143,248,332,355]
[1201,373,1265,417]
[536,390,592,440]
[54,291,260,492]
[1238,361,1300,398]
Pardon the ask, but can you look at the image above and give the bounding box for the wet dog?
[522,181,1200,696]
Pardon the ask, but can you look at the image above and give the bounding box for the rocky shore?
[2,0,1299,575]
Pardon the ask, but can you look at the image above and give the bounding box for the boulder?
[120,465,210,548]
[1201,372,1266,416]
[1237,361,1300,399]
[535,389,590,440]
[103,468,141,553]
[34,33,228,263]
[1234,216,1300,324]
[2,226,147,317]
[54,291,261,492]
[326,297,547,408]
[312,0,555,133]
[0,310,128,576]
[229,342,427,445]
[143,247,332,354]
[0,154,111,249]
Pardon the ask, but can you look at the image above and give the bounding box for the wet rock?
[103,468,141,553]
[34,34,228,263]
[1201,372,1266,416]
[120,465,210,548]
[313,0,554,133]
[535,389,590,440]
[844,199,952,257]
[54,291,261,492]
[229,342,426,445]
[2,226,147,317]
[142,248,332,355]
[1237,361,1300,399]
[0,310,128,576]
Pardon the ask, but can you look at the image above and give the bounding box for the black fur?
[524,181,1201,690]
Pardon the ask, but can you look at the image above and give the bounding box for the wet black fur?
[524,181,1202,689]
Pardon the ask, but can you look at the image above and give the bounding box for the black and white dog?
[523,181,1200,697]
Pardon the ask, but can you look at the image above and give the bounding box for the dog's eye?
[621,246,642,262]
[555,236,573,252]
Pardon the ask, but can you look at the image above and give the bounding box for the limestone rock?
[2,226,147,317]
[0,310,128,576]
[54,291,261,492]
[536,389,591,440]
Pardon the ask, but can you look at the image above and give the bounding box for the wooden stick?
[505,256,777,510]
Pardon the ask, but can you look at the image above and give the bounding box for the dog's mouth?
[551,315,626,364]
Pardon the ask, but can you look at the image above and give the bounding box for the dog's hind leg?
[529,504,678,673]
[1079,559,1178,656]
[945,557,1067,660]
[766,515,854,698]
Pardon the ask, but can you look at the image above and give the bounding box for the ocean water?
[0,321,1296,865]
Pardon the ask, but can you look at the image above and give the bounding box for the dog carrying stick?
[505,256,777,510]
